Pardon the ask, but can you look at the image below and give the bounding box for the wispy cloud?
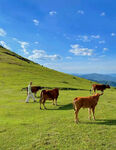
[0,28,7,36]
[88,54,106,61]
[91,35,100,39]
[0,41,10,49]
[34,41,39,44]
[111,33,116,37]
[76,35,90,42]
[77,10,84,15]
[76,34,100,42]
[103,48,108,52]
[100,12,105,16]
[18,41,29,55]
[99,40,105,44]
[69,44,93,56]
[49,11,57,16]
[28,49,61,61]
[33,19,39,26]
[13,38,29,55]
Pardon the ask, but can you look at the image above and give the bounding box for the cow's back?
[48,88,59,99]
[74,95,99,108]
[92,84,105,90]
[40,88,59,100]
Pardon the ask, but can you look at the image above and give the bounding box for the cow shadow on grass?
[45,103,73,110]
[58,103,73,110]
[82,119,116,126]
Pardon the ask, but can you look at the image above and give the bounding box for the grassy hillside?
[0,46,116,150]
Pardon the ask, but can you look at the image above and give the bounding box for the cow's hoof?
[75,120,79,124]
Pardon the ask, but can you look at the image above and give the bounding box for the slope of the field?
[0,47,116,150]
[0,46,92,89]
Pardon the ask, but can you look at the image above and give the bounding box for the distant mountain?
[109,74,116,78]
[72,73,116,87]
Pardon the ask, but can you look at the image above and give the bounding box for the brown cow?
[40,88,59,109]
[22,86,44,97]
[90,84,110,94]
[73,93,103,123]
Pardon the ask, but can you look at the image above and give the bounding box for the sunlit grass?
[0,47,116,150]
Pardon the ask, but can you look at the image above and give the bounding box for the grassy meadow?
[0,47,116,150]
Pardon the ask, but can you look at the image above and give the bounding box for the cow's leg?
[92,107,95,120]
[34,92,37,98]
[40,98,42,109]
[93,89,96,95]
[101,90,104,94]
[90,87,93,94]
[55,98,57,106]
[43,99,47,109]
[88,108,92,120]
[53,99,55,105]
[75,108,79,123]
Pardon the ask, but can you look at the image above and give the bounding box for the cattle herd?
[24,84,110,123]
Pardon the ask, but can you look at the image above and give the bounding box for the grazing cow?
[90,84,110,94]
[22,86,44,97]
[40,88,59,109]
[73,93,103,123]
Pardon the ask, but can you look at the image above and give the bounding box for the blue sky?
[0,0,116,74]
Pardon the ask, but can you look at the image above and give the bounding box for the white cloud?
[0,28,7,36]
[0,41,10,49]
[13,38,29,55]
[69,44,93,56]
[33,19,39,26]
[76,34,101,42]
[91,35,100,39]
[111,33,116,37]
[18,41,29,55]
[76,35,90,42]
[99,40,105,44]
[34,41,39,44]
[77,10,84,15]
[28,49,61,61]
[49,11,57,16]
[103,48,108,51]
[100,12,105,16]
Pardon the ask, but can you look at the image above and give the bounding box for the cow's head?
[106,85,110,88]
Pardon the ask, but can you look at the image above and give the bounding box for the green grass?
[0,47,116,150]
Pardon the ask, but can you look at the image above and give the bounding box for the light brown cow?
[40,88,59,109]
[73,93,103,123]
[90,84,110,94]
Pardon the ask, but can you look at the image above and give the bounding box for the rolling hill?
[0,46,93,89]
[0,46,116,150]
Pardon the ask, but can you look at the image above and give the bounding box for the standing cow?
[90,84,110,94]
[73,93,103,123]
[40,88,59,109]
